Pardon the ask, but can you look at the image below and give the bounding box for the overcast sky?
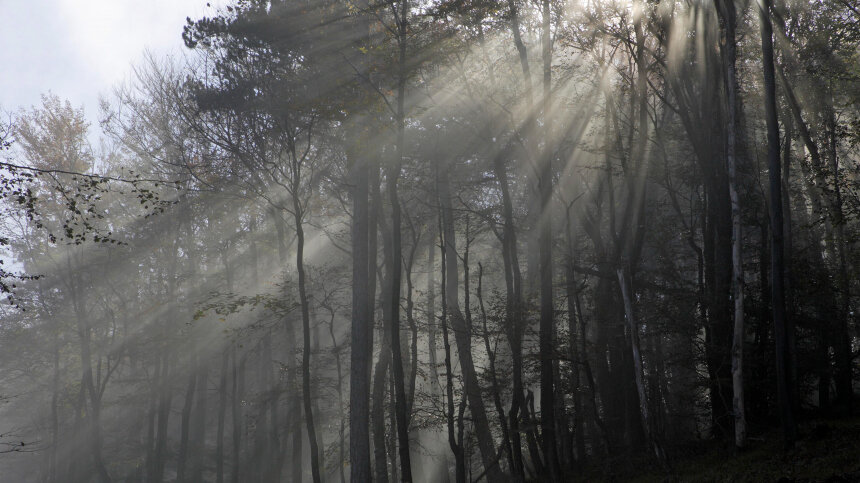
[1,0,225,127]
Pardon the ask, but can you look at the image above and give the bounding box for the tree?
[758,0,797,447]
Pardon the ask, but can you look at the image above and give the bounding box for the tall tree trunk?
[285,317,303,483]
[539,0,561,477]
[177,367,197,482]
[388,2,414,473]
[145,355,161,483]
[372,318,392,483]
[191,362,209,483]
[152,351,172,483]
[778,68,836,414]
[253,343,270,482]
[824,98,853,416]
[292,205,323,482]
[477,262,514,475]
[231,348,245,483]
[758,0,797,446]
[438,161,503,481]
[349,13,374,481]
[72,271,110,483]
[492,151,526,482]
[327,307,347,483]
[217,351,228,483]
[373,161,392,483]
[437,213,464,483]
[49,312,60,483]
[617,267,667,467]
[425,222,451,482]
[564,209,586,465]
[503,3,535,477]
[782,109,799,416]
[268,345,283,483]
[717,0,746,449]
[404,232,419,419]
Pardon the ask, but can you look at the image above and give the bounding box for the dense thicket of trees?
[0,0,858,481]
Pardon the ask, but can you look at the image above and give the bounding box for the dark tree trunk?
[477,262,514,474]
[388,2,414,477]
[438,161,504,481]
[759,0,797,446]
[539,0,561,477]
[349,12,374,481]
[292,207,323,482]
[216,351,228,483]
[373,161,392,483]
[177,367,197,482]
[191,362,208,483]
[231,348,245,483]
[437,213,465,483]
[152,352,171,483]
[716,0,746,448]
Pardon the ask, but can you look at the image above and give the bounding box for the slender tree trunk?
[49,315,60,483]
[191,362,208,483]
[404,237,419,419]
[285,318,302,483]
[425,222,451,482]
[349,13,374,481]
[389,373,399,483]
[327,308,347,483]
[437,215,464,483]
[778,67,836,414]
[717,0,746,449]
[69,380,85,482]
[388,3,413,478]
[372,322,392,483]
[824,99,853,416]
[782,109,799,416]
[374,163,393,483]
[217,351,228,483]
[438,161,503,481]
[492,151,526,482]
[269,351,282,483]
[503,4,535,477]
[292,206,323,482]
[477,262,514,474]
[177,368,197,482]
[539,0,561,477]
[231,347,244,483]
[617,267,667,467]
[72,271,110,483]
[253,342,270,482]
[146,356,160,483]
[153,351,172,483]
[564,210,586,465]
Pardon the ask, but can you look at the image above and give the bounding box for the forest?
[0,0,858,481]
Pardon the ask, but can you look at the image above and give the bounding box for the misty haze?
[0,0,859,481]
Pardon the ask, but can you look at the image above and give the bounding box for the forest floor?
[571,417,860,482]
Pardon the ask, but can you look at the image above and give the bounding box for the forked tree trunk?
[437,212,464,483]
[437,161,503,481]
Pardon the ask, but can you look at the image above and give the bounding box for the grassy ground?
[568,418,860,482]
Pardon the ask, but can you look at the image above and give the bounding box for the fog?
[0,0,858,481]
